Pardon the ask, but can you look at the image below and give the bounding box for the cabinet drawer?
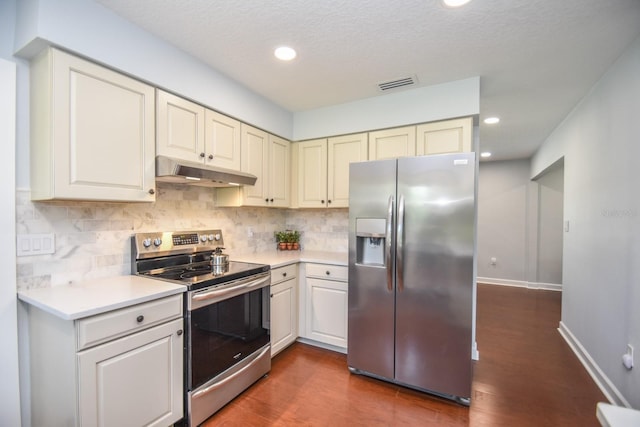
[305,263,348,282]
[271,264,297,285]
[76,295,183,350]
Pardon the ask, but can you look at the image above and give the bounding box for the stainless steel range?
[132,229,271,427]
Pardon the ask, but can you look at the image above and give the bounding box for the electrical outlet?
[490,257,497,266]
[16,233,56,257]
[623,344,634,370]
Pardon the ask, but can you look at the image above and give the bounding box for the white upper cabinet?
[268,134,291,207]
[240,124,269,205]
[216,124,290,207]
[368,126,416,160]
[295,138,328,208]
[30,48,156,202]
[327,133,368,208]
[204,109,242,170]
[293,133,367,208]
[156,90,205,162]
[156,89,241,170]
[416,117,473,155]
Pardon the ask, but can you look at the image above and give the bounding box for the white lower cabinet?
[270,264,298,356]
[27,295,184,427]
[302,263,348,349]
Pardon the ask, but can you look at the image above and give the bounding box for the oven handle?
[192,274,270,302]
[192,345,270,399]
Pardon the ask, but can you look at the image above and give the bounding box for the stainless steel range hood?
[155,155,257,187]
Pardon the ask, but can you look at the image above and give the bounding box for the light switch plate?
[16,233,55,257]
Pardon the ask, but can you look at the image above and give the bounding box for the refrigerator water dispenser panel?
[355,218,386,266]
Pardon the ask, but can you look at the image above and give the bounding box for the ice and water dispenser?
[355,218,387,266]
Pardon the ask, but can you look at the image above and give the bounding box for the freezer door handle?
[386,195,394,292]
[397,194,405,292]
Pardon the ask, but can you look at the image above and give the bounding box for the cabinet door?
[268,135,291,207]
[416,117,473,155]
[368,126,416,160]
[240,124,269,206]
[270,278,298,356]
[305,278,348,348]
[156,89,205,163]
[297,139,328,208]
[205,110,241,170]
[327,133,367,208]
[32,48,156,202]
[77,319,184,427]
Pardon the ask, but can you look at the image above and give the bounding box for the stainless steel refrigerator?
[347,152,476,405]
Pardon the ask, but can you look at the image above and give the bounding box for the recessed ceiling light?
[483,117,500,125]
[480,152,492,158]
[274,46,297,61]
[442,0,472,7]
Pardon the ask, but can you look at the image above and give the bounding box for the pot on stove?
[211,247,229,274]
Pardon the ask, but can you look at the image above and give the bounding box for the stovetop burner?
[131,229,270,291]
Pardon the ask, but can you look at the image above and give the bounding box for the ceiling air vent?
[377,75,418,92]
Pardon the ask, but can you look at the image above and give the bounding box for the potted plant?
[285,231,294,250]
[275,231,288,250]
[290,230,300,250]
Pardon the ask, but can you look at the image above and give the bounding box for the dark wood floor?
[204,284,606,426]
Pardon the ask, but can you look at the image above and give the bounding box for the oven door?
[187,271,271,390]
[186,272,271,425]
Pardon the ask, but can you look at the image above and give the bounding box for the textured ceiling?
[96,0,640,161]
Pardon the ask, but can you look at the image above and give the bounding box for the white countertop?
[233,250,348,268]
[597,402,640,426]
[17,250,346,321]
[18,275,186,320]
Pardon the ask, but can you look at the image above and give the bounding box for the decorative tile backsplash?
[15,183,348,291]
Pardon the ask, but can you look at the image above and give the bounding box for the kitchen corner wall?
[15,184,349,292]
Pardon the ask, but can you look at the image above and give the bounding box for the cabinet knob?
[270,294,274,298]
[148,188,155,195]
[328,200,332,204]
[326,271,330,276]
[321,200,325,204]
[265,198,269,202]
[200,152,206,158]
[282,272,287,277]
[208,154,214,160]
[177,330,183,336]
[136,315,144,323]
[270,198,274,202]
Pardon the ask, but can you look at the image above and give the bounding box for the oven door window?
[190,286,269,390]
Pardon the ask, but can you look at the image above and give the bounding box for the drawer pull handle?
[136,315,144,323]
[177,330,183,336]
[282,272,287,277]
[326,271,330,276]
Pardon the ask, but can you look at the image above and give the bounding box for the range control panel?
[132,229,224,259]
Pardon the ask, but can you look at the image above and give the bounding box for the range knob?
[142,238,152,248]
[214,233,221,241]
[200,235,208,243]
[208,234,215,241]
[153,238,162,247]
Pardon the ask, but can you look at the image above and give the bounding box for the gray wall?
[477,159,530,283]
[477,159,564,290]
[532,34,640,407]
[535,162,564,285]
[0,0,22,424]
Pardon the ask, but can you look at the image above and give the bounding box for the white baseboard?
[558,321,630,408]
[477,276,562,291]
[296,337,347,354]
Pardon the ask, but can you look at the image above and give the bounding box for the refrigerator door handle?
[386,195,394,292]
[397,194,405,292]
